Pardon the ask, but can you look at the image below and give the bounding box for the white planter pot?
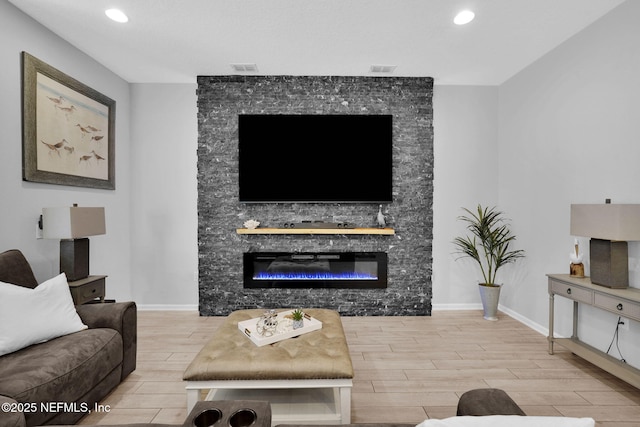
[478,283,501,321]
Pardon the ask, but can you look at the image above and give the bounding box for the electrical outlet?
[619,317,630,331]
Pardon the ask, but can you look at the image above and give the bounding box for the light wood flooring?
[79,310,640,426]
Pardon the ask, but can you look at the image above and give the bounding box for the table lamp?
[42,205,105,281]
[570,203,640,288]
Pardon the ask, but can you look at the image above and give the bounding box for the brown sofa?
[0,249,137,427]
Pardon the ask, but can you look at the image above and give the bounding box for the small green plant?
[452,205,525,286]
[291,309,304,321]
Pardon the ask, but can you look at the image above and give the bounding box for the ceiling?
[9,0,626,85]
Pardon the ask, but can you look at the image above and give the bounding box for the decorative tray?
[238,309,322,347]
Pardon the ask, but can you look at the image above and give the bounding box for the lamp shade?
[42,207,106,239]
[570,204,640,241]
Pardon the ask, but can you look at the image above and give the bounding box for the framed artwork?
[22,52,115,189]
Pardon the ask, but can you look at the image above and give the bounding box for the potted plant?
[452,205,525,321]
[291,309,305,329]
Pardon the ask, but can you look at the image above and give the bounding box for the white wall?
[130,84,198,309]
[432,85,500,308]
[498,0,640,367]
[0,1,133,301]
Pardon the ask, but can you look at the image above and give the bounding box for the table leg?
[548,292,555,354]
[339,386,351,424]
[572,300,579,339]
[186,387,200,412]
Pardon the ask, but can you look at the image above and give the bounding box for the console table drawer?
[550,280,592,304]
[594,293,640,322]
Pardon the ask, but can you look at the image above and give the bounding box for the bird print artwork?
[40,140,63,157]
[76,123,91,138]
[91,150,106,163]
[58,105,76,120]
[79,154,93,165]
[30,64,111,183]
[377,205,386,228]
[47,95,63,108]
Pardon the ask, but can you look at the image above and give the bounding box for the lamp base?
[590,238,628,288]
[60,238,90,281]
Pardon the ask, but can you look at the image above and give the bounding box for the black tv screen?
[238,114,393,203]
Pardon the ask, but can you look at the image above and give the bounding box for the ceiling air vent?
[370,65,397,74]
[231,63,258,72]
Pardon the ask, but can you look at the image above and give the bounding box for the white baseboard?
[432,303,482,311]
[137,304,199,311]
[433,303,548,337]
[498,304,549,336]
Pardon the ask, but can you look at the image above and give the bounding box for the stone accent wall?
[197,76,433,316]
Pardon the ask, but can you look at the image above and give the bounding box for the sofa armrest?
[75,301,137,380]
[456,388,525,416]
[0,395,26,427]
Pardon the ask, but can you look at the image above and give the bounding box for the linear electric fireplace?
[244,252,388,289]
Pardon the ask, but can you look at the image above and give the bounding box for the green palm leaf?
[452,205,525,285]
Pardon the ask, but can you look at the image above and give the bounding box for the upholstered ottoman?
[183,309,354,425]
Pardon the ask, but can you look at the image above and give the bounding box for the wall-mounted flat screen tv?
[238,114,393,203]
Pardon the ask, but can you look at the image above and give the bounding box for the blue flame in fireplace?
[253,271,377,281]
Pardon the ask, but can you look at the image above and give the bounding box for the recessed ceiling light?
[105,9,129,23]
[454,10,475,25]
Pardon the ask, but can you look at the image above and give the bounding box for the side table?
[68,275,107,305]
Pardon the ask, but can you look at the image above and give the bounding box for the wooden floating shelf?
[236,227,395,235]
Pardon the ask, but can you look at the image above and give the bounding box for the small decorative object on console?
[243,219,260,229]
[569,238,585,278]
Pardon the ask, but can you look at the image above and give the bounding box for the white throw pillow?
[0,273,88,356]
[416,416,595,427]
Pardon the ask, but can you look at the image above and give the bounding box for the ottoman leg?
[339,386,351,423]
[456,388,525,416]
[186,387,200,412]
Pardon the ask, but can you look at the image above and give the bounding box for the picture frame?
[22,52,115,189]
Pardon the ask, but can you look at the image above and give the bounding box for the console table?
[547,274,640,388]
